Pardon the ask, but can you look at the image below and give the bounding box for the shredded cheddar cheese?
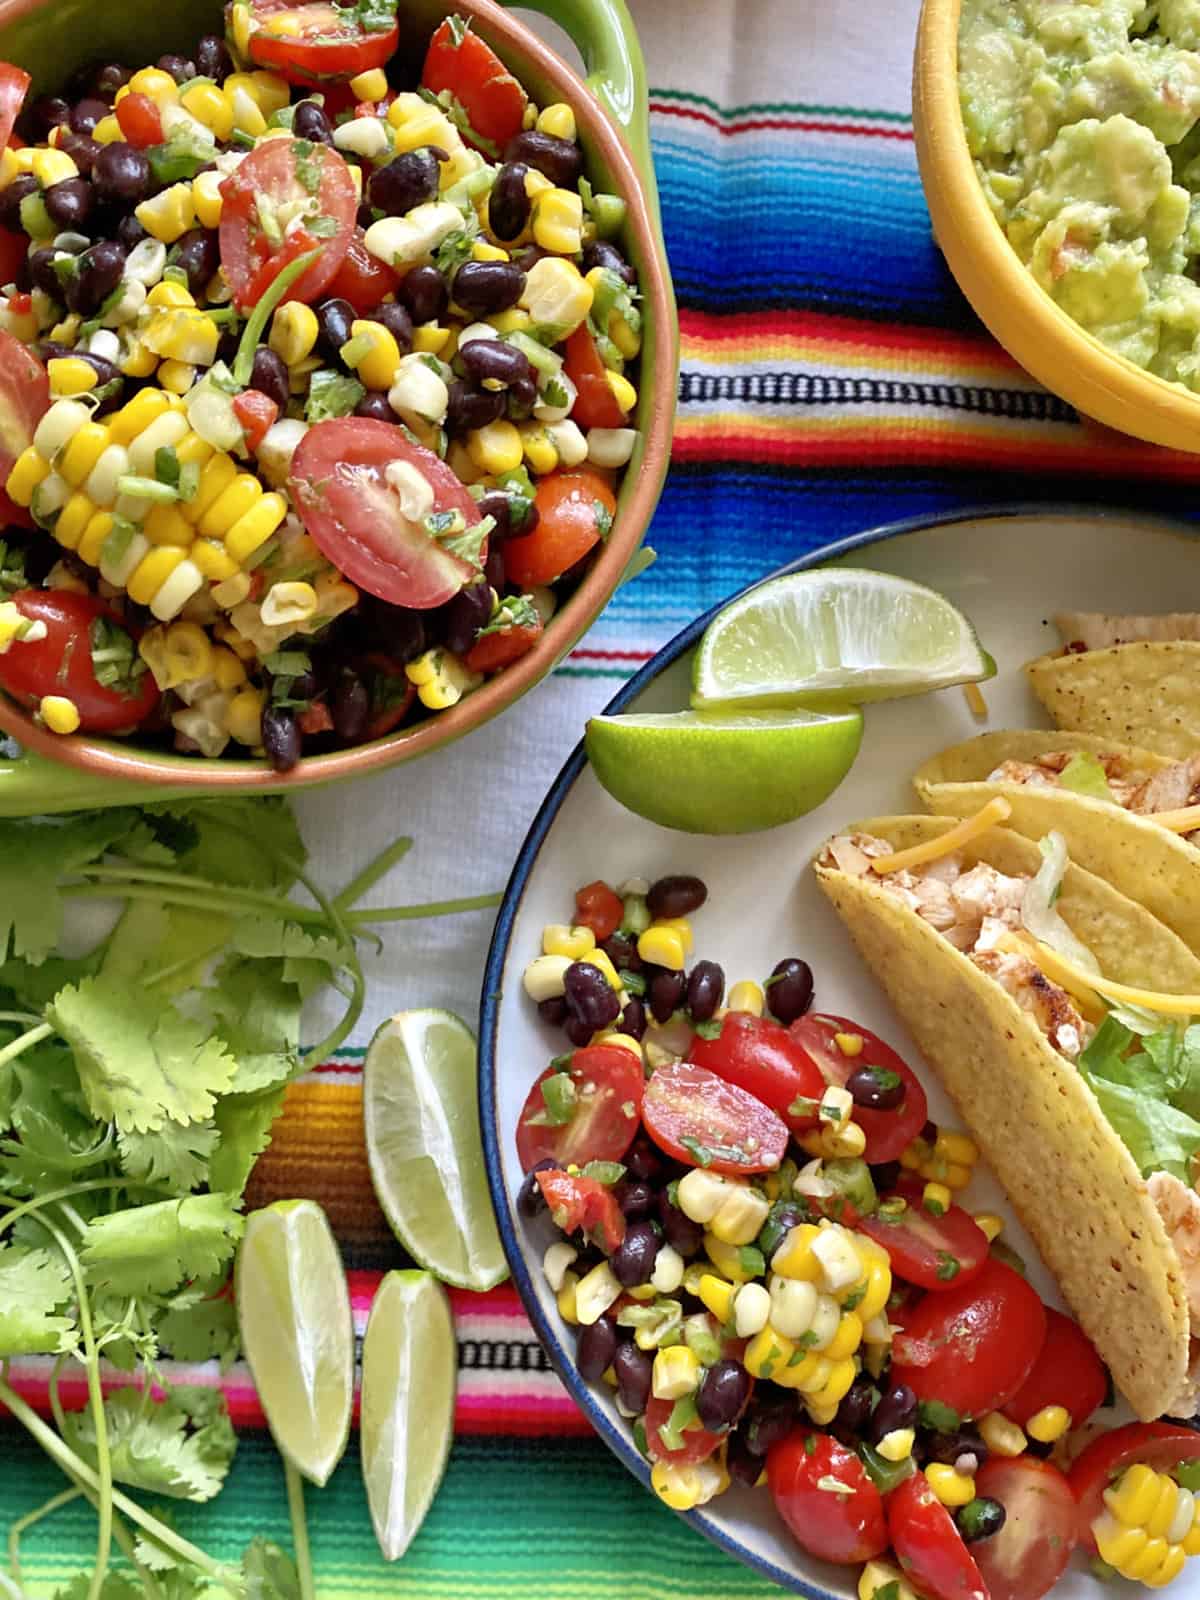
[869,798,1013,875]
[1145,805,1200,835]
[962,683,988,719]
[992,932,1108,1024]
[1024,937,1200,1018]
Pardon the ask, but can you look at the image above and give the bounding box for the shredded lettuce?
[1020,832,1100,973]
[1080,1015,1200,1180]
[1058,752,1114,802]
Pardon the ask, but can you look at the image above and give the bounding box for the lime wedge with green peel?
[691,569,996,709]
[364,1009,508,1291]
[236,1198,354,1487]
[585,707,864,834]
[361,1269,457,1561]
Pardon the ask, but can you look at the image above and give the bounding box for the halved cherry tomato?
[219,135,356,311]
[888,1471,989,1600]
[644,1392,726,1465]
[297,700,334,736]
[0,487,33,530]
[502,470,617,588]
[1069,1424,1200,1547]
[0,591,159,733]
[890,1258,1045,1420]
[0,63,31,150]
[574,880,623,942]
[465,616,543,675]
[1002,1308,1107,1431]
[247,0,400,82]
[688,1012,826,1136]
[642,1059,789,1176]
[972,1457,1076,1600]
[0,328,49,487]
[535,1168,625,1253]
[421,17,527,152]
[788,1013,928,1164]
[232,389,279,453]
[289,417,485,607]
[564,325,627,430]
[327,227,401,314]
[516,1044,643,1172]
[768,1433,888,1564]
[859,1178,989,1293]
[115,92,163,148]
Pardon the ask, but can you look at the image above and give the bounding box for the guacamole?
[960,0,1200,386]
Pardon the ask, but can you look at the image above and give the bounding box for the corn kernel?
[856,1257,892,1322]
[592,1030,643,1062]
[59,423,110,488]
[192,170,224,230]
[92,114,122,144]
[1026,1405,1071,1444]
[7,447,55,510]
[183,452,239,523]
[555,1269,580,1325]
[127,547,186,607]
[158,359,197,395]
[227,685,266,746]
[344,318,403,391]
[801,1121,867,1161]
[676,1168,729,1225]
[974,1213,1004,1242]
[606,369,637,414]
[943,1163,973,1190]
[926,1463,975,1508]
[410,321,450,355]
[54,492,96,551]
[704,1233,755,1285]
[533,186,583,254]
[152,554,206,620]
[978,1412,1026,1458]
[77,511,117,569]
[1106,1464,1165,1529]
[0,146,19,190]
[198,474,263,542]
[148,284,195,315]
[180,79,235,140]
[652,1344,701,1400]
[709,1185,770,1247]
[574,1261,621,1326]
[651,1457,728,1513]
[128,66,179,107]
[637,924,686,971]
[542,924,596,960]
[30,147,78,187]
[772,1224,822,1283]
[744,1325,796,1382]
[519,422,559,475]
[860,1562,918,1600]
[824,1312,863,1362]
[163,622,213,685]
[119,339,159,378]
[727,980,764,1015]
[877,1429,915,1463]
[697,1274,736,1324]
[47,357,99,399]
[210,645,247,690]
[809,1357,858,1409]
[467,419,524,476]
[270,301,320,368]
[937,1130,979,1166]
[833,1031,864,1057]
[923,1181,952,1215]
[136,183,197,245]
[349,66,389,102]
[143,503,193,548]
[537,102,577,142]
[733,1281,771,1338]
[38,695,80,734]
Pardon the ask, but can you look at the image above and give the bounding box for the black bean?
[356,201,376,232]
[368,603,427,662]
[563,961,621,1033]
[613,1341,652,1414]
[354,391,394,422]
[517,1157,557,1218]
[923,1429,989,1468]
[505,372,537,417]
[452,259,525,317]
[614,1180,656,1222]
[43,177,95,231]
[69,97,110,136]
[658,1191,703,1257]
[365,299,413,353]
[215,326,240,368]
[475,486,537,542]
[625,1136,664,1184]
[173,228,219,297]
[603,932,642,975]
[765,957,814,1025]
[537,996,568,1028]
[157,53,196,84]
[93,142,151,204]
[869,1383,918,1444]
[582,238,637,285]
[647,874,708,920]
[195,35,233,84]
[611,1220,659,1287]
[757,1202,807,1260]
[57,131,101,177]
[262,706,302,772]
[29,96,71,139]
[488,161,530,241]
[446,378,505,433]
[687,960,725,1023]
[696,1359,751,1432]
[331,670,369,742]
[315,296,356,361]
[0,175,38,230]
[440,579,493,655]
[67,238,125,315]
[921,1120,939,1143]
[292,100,333,144]
[511,244,549,274]
[503,130,583,189]
[726,1430,764,1487]
[848,1065,905,1112]
[958,1497,1006,1543]
[743,1391,800,1456]
[92,63,133,102]
[563,1013,594,1048]
[396,263,447,325]
[484,546,507,597]
[870,1160,901,1193]
[116,212,148,252]
[368,148,442,217]
[576,1317,617,1382]
[831,1375,878,1443]
[459,336,532,390]
[648,968,685,1025]
[616,996,647,1042]
[250,347,290,413]
[28,249,64,300]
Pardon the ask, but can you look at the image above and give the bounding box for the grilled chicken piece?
[1128,758,1200,816]
[1053,612,1200,651]
[1149,1172,1200,1327]
[970,949,1089,1059]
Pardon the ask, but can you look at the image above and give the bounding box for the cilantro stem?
[0,1177,173,1239]
[74,865,330,925]
[7,1486,81,1582]
[0,1012,40,1028]
[333,835,413,910]
[232,247,322,387]
[285,1458,316,1600]
[346,891,502,923]
[0,1022,51,1072]
[280,854,364,1069]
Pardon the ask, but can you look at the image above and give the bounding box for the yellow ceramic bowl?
[914,0,1200,453]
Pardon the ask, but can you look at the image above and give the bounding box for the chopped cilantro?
[935,1250,961,1282]
[446,12,469,45]
[308,213,340,238]
[582,1160,625,1185]
[306,368,366,424]
[0,538,27,594]
[593,499,614,540]
[680,1136,714,1168]
[842,1280,867,1312]
[692,1018,722,1040]
[88,614,145,698]
[803,1434,817,1456]
[335,0,399,32]
[1177,1462,1200,1491]
[155,444,181,489]
[738,1245,765,1277]
[419,86,500,159]
[531,1071,576,1127]
[441,515,494,570]
[434,224,479,275]
[918,1399,961,1432]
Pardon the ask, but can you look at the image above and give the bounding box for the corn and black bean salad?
[516,871,1200,1600]
[0,4,642,768]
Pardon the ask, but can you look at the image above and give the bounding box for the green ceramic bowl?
[0,0,677,815]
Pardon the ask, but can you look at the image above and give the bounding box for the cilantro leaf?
[119,1122,219,1193]
[0,811,137,963]
[102,900,232,995]
[243,1537,303,1600]
[81,1193,244,1296]
[63,1385,237,1503]
[54,1575,143,1600]
[210,1086,287,1198]
[158,1295,240,1370]
[50,977,239,1134]
[0,1242,74,1355]
[207,956,302,1094]
[153,797,305,893]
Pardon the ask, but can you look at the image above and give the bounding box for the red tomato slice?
[0,226,25,287]
[1002,1308,1107,1432]
[219,136,356,311]
[535,1168,624,1253]
[327,226,401,313]
[465,616,543,675]
[768,1433,888,1565]
[421,18,527,152]
[515,1044,644,1172]
[248,0,400,82]
[972,1457,1076,1600]
[115,92,163,148]
[1069,1423,1200,1547]
[644,1392,725,1465]
[688,1013,826,1136]
[502,469,617,588]
[0,329,49,487]
[890,1258,1046,1421]
[858,1179,989,1293]
[289,417,484,608]
[0,591,159,733]
[642,1059,788,1176]
[564,325,627,430]
[0,63,31,150]
[575,880,623,941]
[888,1472,989,1600]
[788,1013,928,1164]
[232,389,279,453]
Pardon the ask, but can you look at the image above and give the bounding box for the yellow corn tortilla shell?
[1026,641,1200,762]
[914,730,1200,958]
[814,815,1192,1420]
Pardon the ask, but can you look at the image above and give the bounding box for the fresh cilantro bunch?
[0,797,498,1598]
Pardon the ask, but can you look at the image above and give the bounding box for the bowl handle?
[503,0,661,224]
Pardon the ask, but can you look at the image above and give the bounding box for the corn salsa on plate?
[480,506,1200,1600]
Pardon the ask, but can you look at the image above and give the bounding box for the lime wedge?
[585,706,863,834]
[361,1269,456,1561]
[235,1199,354,1487]
[363,1009,508,1292]
[691,568,996,709]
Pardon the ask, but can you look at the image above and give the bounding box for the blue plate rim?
[476,499,1199,1595]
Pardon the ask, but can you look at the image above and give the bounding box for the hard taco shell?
[1027,640,1200,762]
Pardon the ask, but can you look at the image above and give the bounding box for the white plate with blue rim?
[478,504,1200,1598]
